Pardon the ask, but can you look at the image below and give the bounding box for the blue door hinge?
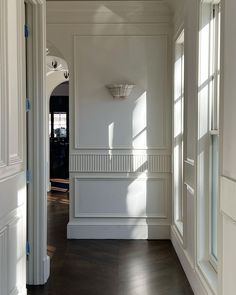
[26,170,32,184]
[24,25,29,38]
[26,241,31,256]
[26,98,31,112]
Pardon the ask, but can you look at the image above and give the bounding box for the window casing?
[173,31,185,236]
[208,2,221,268]
[198,0,221,274]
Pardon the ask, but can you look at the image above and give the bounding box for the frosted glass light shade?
[106,84,135,99]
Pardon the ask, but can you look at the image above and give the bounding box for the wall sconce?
[64,71,69,79]
[51,60,58,69]
[106,84,135,99]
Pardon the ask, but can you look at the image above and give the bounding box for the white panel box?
[74,35,170,149]
[74,177,168,218]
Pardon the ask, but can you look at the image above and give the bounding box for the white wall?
[47,1,172,239]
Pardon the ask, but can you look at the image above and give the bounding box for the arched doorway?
[49,82,69,191]
[46,52,70,263]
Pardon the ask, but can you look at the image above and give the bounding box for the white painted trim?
[184,158,195,166]
[26,0,49,285]
[74,176,169,219]
[70,153,171,173]
[0,0,25,180]
[171,226,210,295]
[68,220,170,239]
[0,0,8,170]
[196,261,218,295]
[185,182,195,195]
[172,3,185,35]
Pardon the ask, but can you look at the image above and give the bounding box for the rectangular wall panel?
[7,0,24,166]
[8,215,25,295]
[0,0,26,293]
[74,178,168,218]
[74,35,170,150]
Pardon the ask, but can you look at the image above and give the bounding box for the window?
[209,2,221,265]
[198,0,221,272]
[49,112,67,138]
[173,31,184,235]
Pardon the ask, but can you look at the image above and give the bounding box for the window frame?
[173,30,185,237]
[208,1,221,270]
[197,0,221,279]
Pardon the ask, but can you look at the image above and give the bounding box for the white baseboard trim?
[67,219,170,239]
[171,225,208,295]
[42,255,50,284]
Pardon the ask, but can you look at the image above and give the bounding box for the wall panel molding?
[70,153,171,173]
[73,34,171,150]
[8,0,24,168]
[0,0,24,180]
[74,177,169,219]
[0,204,26,295]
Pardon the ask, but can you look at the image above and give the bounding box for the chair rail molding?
[70,153,171,173]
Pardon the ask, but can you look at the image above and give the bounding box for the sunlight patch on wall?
[108,122,114,149]
[132,92,147,149]
[126,174,147,217]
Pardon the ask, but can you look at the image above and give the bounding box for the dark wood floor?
[27,191,193,295]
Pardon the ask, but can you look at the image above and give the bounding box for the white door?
[0,0,27,294]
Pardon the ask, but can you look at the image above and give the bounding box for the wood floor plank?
[27,192,193,295]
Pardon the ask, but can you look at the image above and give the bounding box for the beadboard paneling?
[70,153,171,173]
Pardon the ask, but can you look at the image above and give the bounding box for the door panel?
[0,0,26,294]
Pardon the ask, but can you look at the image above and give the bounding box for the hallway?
[27,192,193,295]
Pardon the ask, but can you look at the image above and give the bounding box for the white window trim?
[197,0,221,291]
[173,30,185,237]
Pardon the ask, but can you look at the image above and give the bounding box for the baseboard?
[171,225,208,295]
[42,255,50,284]
[67,219,170,239]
